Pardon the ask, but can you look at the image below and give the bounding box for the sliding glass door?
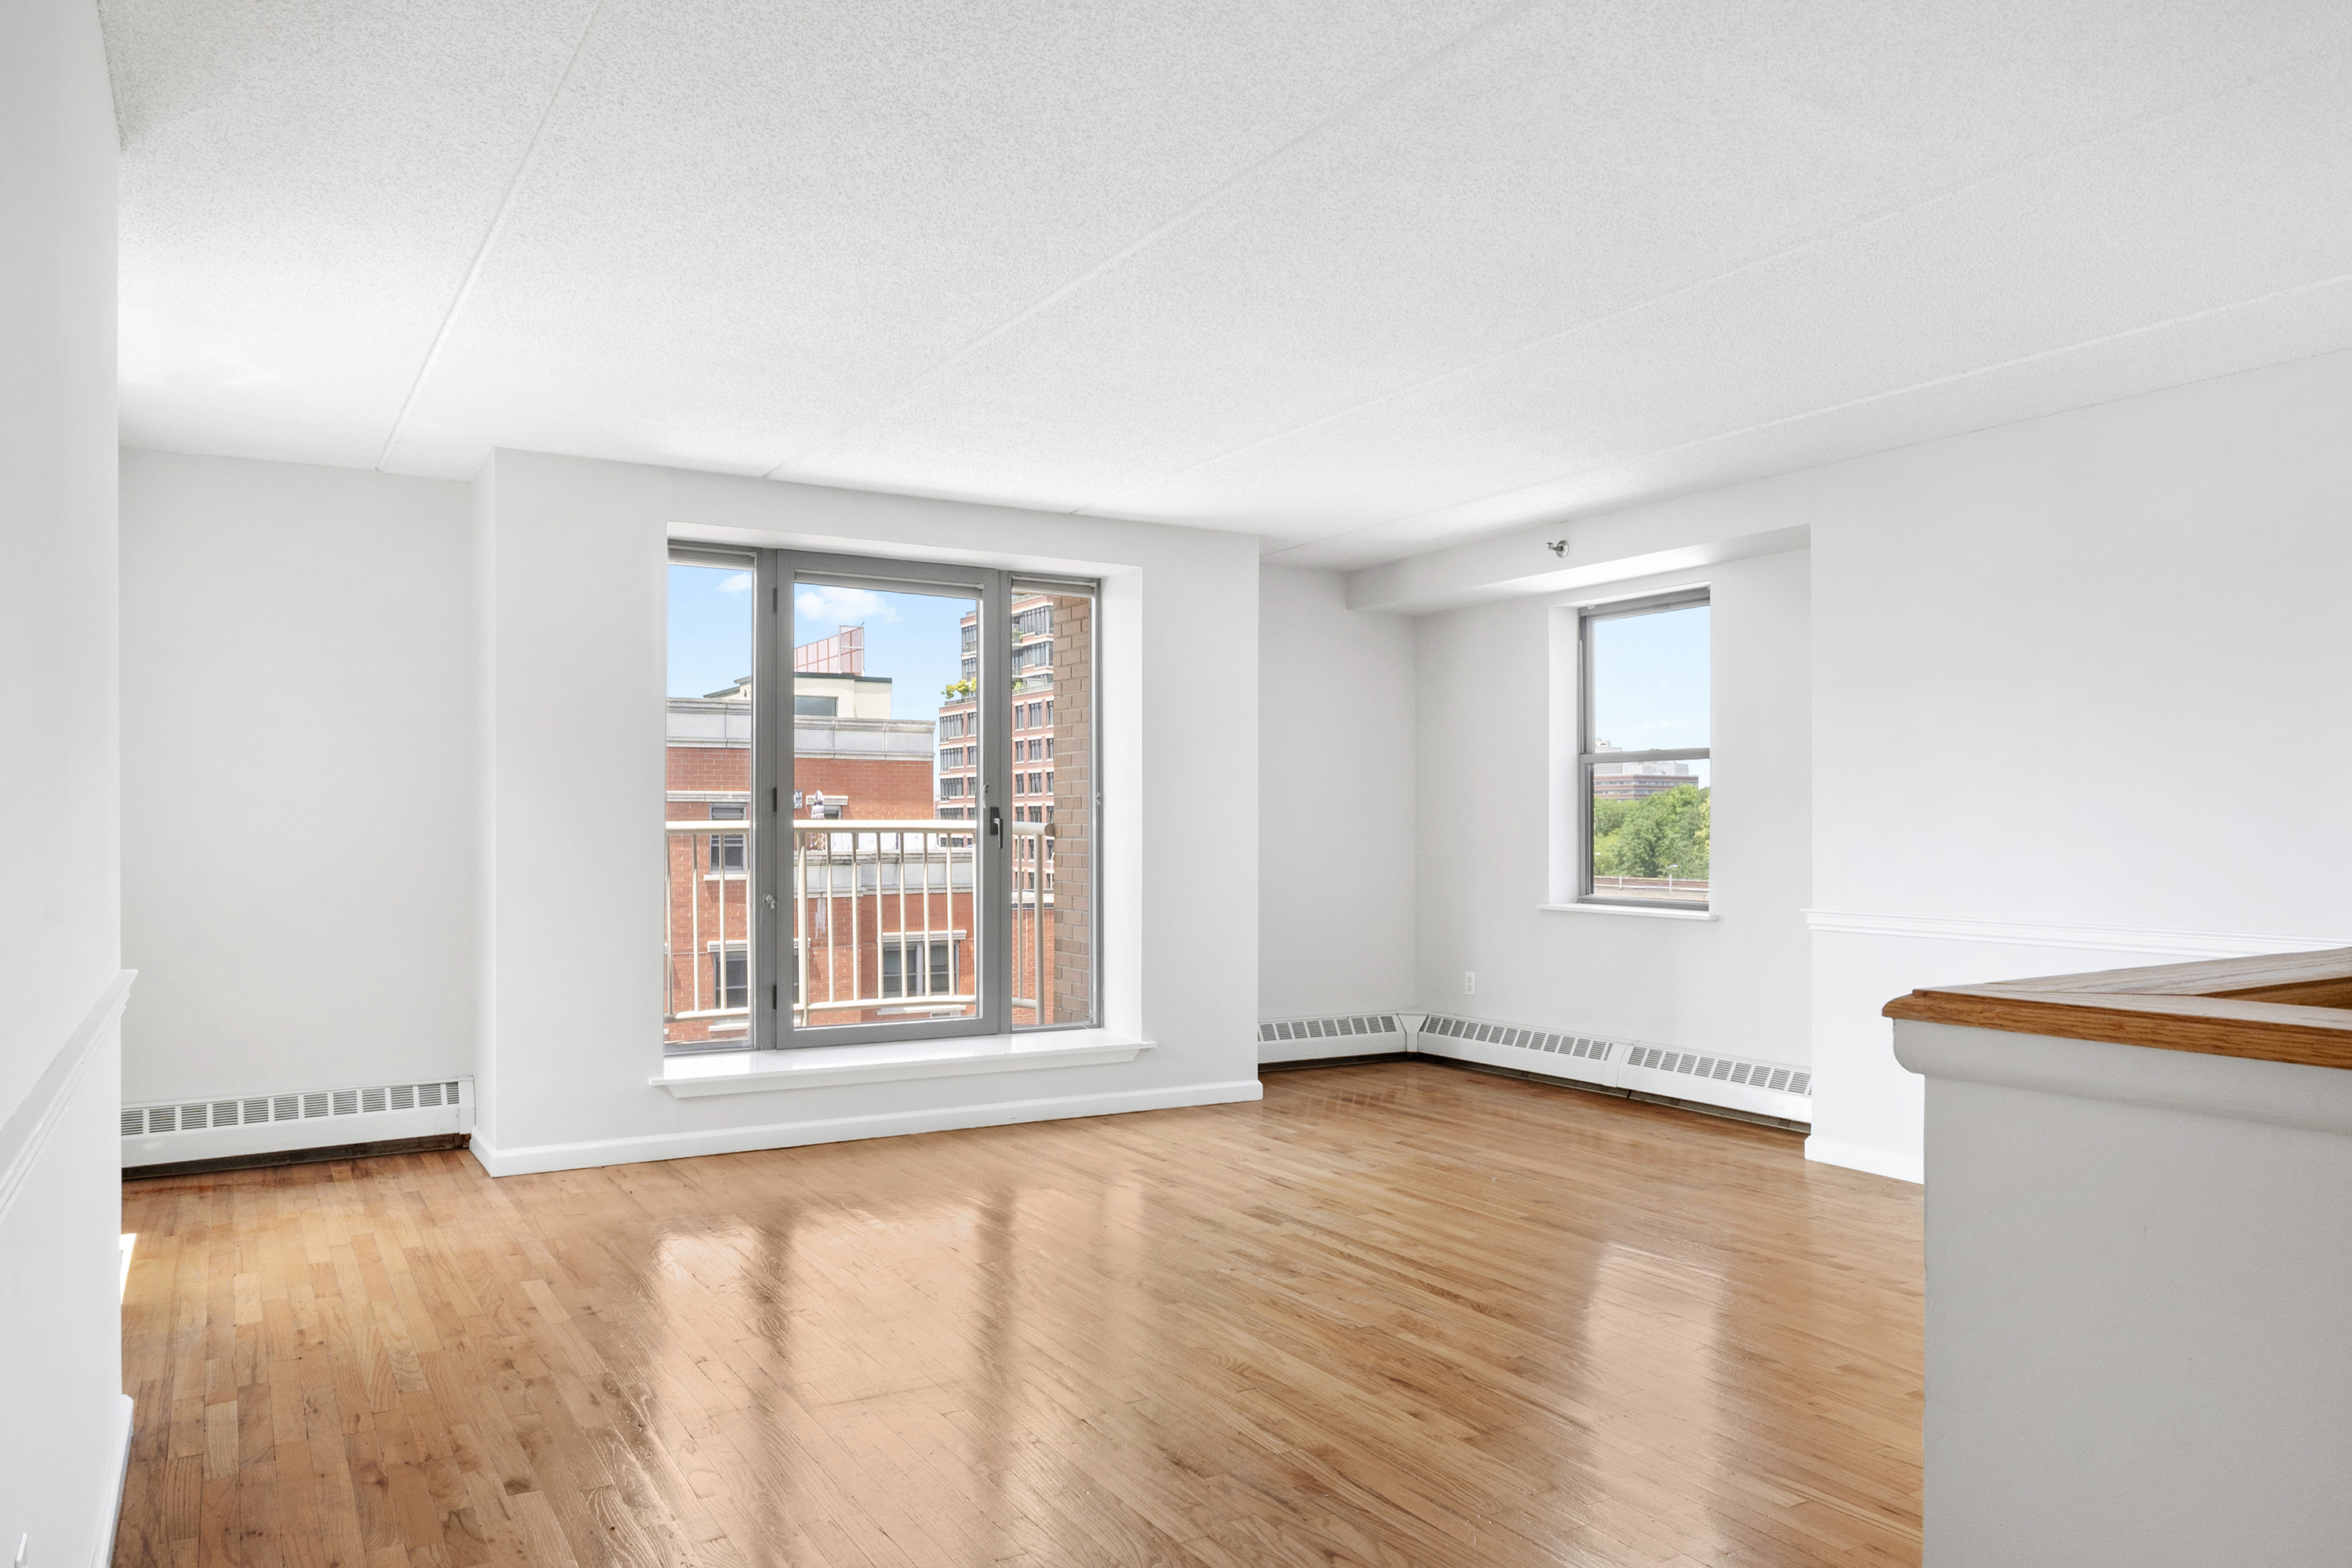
[663,544,1096,1053]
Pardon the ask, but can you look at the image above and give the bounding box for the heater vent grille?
[122,1081,462,1137]
[1258,1014,1400,1044]
[1418,1014,1808,1096]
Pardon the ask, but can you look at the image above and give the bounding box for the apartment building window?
[706,800,747,873]
[666,544,1100,1052]
[710,946,748,1009]
[881,938,956,1000]
[1577,590,1710,909]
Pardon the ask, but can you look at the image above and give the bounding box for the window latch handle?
[987,807,1003,840]
[762,893,776,911]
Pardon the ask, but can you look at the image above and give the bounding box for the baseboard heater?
[1265,1012,1812,1127]
[121,1078,474,1172]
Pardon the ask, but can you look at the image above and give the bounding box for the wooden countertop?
[1884,948,2352,1071]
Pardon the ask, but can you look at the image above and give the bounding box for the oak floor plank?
[123,1064,1922,1567]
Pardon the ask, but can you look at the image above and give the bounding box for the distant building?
[662,625,948,1045]
[1591,744,1703,803]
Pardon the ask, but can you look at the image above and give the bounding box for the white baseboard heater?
[1411,1012,1810,1124]
[121,1078,474,1169]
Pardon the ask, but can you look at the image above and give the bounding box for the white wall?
[1257,564,1416,1056]
[1364,346,2352,1181]
[1806,348,2352,1179]
[120,451,476,1103]
[0,0,132,1562]
[1411,547,1813,1067]
[473,450,1262,1173]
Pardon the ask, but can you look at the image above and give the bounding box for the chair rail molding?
[1804,910,2348,960]
[1,969,136,1225]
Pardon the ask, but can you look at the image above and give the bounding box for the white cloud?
[715,572,753,593]
[795,585,896,626]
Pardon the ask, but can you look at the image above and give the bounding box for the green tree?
[1592,784,1708,880]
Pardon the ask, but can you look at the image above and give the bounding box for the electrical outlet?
[1463,971,1475,996]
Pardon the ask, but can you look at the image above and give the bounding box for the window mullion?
[980,569,1012,1036]
[753,549,787,1050]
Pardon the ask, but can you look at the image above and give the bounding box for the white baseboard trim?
[1805,1135,1923,1185]
[470,1077,1265,1176]
[1805,909,2347,960]
[94,1392,134,1568]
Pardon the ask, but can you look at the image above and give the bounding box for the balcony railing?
[664,816,1065,1044]
[793,819,978,1025]
[1590,874,1711,902]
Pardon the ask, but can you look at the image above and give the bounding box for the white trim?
[1805,1135,1923,1185]
[651,1029,1151,1098]
[0,971,134,1225]
[473,1076,1261,1176]
[1804,909,2347,958]
[1895,1020,2352,1140]
[93,1393,134,1568]
[1539,902,1719,921]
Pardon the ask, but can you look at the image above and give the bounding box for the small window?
[793,695,838,717]
[881,938,956,999]
[710,946,747,1008]
[1579,591,1709,909]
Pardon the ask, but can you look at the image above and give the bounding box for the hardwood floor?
[114,1062,1923,1568]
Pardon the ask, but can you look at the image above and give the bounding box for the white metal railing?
[666,815,1062,1036]
[792,819,978,1025]
[1591,873,1711,902]
[664,818,754,1037]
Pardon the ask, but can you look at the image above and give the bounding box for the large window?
[1578,590,1710,909]
[664,545,1098,1052]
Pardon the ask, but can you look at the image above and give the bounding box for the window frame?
[666,543,1102,1053]
[1577,587,1711,913]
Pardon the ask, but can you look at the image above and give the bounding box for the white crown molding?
[0,970,135,1225]
[1804,910,2347,960]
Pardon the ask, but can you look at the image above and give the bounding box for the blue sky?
[666,564,971,723]
[1590,603,1710,787]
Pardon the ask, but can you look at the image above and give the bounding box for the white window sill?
[651,1028,1152,1099]
[1538,902,1719,922]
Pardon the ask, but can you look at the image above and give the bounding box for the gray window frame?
[1577,587,1711,912]
[666,543,1102,1053]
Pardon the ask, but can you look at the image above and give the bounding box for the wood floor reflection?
[114,1062,1922,1568]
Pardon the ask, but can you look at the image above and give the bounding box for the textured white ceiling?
[108,0,2352,568]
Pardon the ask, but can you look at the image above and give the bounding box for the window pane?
[794,584,979,1030]
[1012,593,1093,1028]
[1589,602,1709,754]
[666,560,756,1050]
[1589,764,1709,903]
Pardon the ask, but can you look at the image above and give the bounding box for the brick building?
[662,627,960,1046]
[663,600,1093,1047]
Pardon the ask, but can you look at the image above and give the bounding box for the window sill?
[650,1028,1152,1099]
[1538,902,1719,922]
